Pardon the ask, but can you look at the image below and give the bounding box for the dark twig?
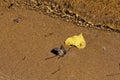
[67,46,74,52]
[45,55,57,60]
[51,68,61,75]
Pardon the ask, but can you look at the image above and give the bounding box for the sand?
[0,1,120,80]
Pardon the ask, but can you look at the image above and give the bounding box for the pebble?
[51,45,67,57]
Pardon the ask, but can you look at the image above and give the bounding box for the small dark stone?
[51,45,67,57]
[95,24,102,27]
[13,17,22,23]
[8,3,14,8]
[51,48,60,55]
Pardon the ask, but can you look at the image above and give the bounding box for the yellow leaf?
[65,33,86,49]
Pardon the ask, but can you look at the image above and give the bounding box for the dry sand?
[0,1,120,80]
